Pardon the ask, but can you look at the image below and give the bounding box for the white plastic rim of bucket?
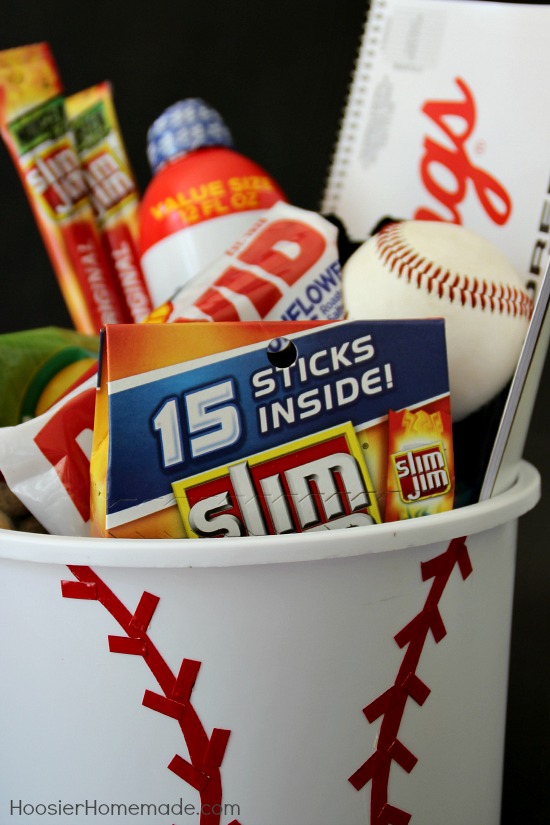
[0,460,540,568]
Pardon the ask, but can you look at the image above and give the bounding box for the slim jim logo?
[392,443,450,503]
[81,150,135,219]
[173,424,381,537]
[26,144,88,217]
[414,77,512,226]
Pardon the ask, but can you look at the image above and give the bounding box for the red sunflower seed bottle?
[138,98,287,307]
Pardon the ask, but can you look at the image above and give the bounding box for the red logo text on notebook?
[414,77,512,228]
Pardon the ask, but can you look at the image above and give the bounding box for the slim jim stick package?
[385,407,454,521]
[0,43,127,334]
[91,319,453,539]
[66,82,153,323]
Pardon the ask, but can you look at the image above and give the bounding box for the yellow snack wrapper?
[0,326,99,426]
[0,43,127,333]
[66,82,153,322]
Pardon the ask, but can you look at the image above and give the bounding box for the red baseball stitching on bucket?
[59,539,471,824]
[61,565,243,825]
[376,223,532,319]
[349,536,472,823]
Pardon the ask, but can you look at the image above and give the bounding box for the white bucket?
[0,461,541,825]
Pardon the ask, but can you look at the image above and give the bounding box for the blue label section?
[106,320,449,516]
[280,260,342,321]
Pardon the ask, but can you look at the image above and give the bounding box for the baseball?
[342,220,533,421]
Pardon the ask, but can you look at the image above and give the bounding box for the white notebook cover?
[322,0,550,295]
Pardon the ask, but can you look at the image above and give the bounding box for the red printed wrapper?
[66,82,153,323]
[145,203,344,324]
[385,406,455,521]
[0,44,127,334]
[0,372,96,536]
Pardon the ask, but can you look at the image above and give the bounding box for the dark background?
[0,1,548,822]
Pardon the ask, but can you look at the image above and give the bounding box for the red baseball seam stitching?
[60,539,470,825]
[376,224,532,319]
[349,536,472,824]
[61,565,243,825]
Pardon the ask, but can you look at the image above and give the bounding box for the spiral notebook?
[322,0,550,295]
[322,0,550,500]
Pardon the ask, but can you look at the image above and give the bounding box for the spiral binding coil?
[321,0,388,219]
